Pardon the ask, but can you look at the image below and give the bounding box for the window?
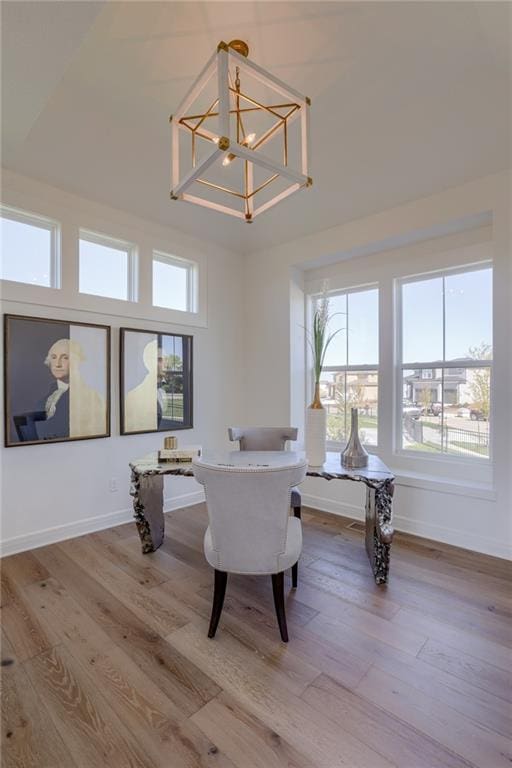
[315,286,379,446]
[79,230,137,301]
[0,206,60,287]
[152,251,196,312]
[399,264,492,459]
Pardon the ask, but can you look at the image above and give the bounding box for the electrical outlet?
[109,477,118,493]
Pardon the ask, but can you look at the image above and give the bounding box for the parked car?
[470,409,487,421]
[426,402,442,417]
[403,401,421,419]
[456,407,470,418]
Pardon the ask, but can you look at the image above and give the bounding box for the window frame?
[0,204,61,289]
[119,327,194,435]
[395,261,493,464]
[152,250,198,313]
[78,228,138,302]
[308,282,380,451]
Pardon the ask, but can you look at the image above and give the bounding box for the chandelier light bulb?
[222,133,257,167]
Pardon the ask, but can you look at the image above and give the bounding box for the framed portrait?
[4,314,110,447]
[120,327,193,435]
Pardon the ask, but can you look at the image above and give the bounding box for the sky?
[79,239,129,300]
[322,288,379,367]
[402,268,492,363]
[1,215,188,310]
[321,268,492,368]
[1,217,52,286]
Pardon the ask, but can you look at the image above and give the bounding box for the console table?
[129,451,395,584]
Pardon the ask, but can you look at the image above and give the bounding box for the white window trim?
[395,260,493,465]
[78,228,138,302]
[307,283,380,451]
[0,204,61,289]
[152,250,198,313]
[303,229,494,487]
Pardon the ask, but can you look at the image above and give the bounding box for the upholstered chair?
[228,427,302,519]
[192,458,308,642]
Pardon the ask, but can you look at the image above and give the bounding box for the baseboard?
[4,487,509,562]
[301,493,364,522]
[0,489,205,558]
[301,493,512,561]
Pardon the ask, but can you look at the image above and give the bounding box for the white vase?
[305,383,326,466]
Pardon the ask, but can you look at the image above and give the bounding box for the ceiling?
[2,1,511,255]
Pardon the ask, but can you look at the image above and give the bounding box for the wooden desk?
[129,451,395,584]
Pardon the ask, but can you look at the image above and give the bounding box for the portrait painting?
[4,314,110,446]
[120,327,193,435]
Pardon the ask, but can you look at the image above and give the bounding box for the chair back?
[228,426,298,451]
[193,459,307,574]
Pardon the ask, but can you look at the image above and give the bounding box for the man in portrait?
[36,338,71,438]
[10,335,106,442]
[35,338,106,440]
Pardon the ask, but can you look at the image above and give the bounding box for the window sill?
[1,280,207,328]
[394,448,490,466]
[391,469,496,501]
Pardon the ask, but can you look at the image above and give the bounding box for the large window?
[79,230,137,301]
[317,286,379,447]
[399,264,492,459]
[0,206,60,288]
[152,251,197,312]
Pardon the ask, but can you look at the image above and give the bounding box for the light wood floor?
[2,505,511,768]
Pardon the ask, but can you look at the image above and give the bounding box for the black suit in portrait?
[35,388,70,441]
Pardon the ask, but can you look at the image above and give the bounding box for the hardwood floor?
[2,505,511,768]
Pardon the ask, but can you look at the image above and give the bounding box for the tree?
[163,354,182,371]
[419,387,432,414]
[466,343,491,419]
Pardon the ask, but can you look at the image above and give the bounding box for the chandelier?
[170,40,311,222]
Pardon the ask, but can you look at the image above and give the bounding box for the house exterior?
[404,368,466,405]
[320,371,379,414]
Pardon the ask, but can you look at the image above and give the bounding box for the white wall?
[0,170,245,555]
[2,169,511,560]
[242,171,512,559]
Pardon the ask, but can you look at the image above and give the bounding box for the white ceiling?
[2,1,511,254]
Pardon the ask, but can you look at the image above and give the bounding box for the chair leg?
[292,560,298,589]
[293,505,301,519]
[271,572,289,642]
[208,570,228,638]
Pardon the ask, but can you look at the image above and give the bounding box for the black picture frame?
[4,314,111,447]
[120,327,193,436]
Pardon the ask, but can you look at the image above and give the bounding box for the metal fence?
[403,416,489,455]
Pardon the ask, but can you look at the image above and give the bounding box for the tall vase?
[341,407,369,468]
[305,382,326,467]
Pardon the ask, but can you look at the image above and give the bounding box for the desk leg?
[130,470,165,554]
[365,480,394,585]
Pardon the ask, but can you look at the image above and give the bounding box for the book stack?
[158,445,202,463]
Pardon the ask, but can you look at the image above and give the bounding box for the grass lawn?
[405,442,441,453]
[449,441,489,457]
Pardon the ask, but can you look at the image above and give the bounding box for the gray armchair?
[228,427,302,519]
[192,457,308,642]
